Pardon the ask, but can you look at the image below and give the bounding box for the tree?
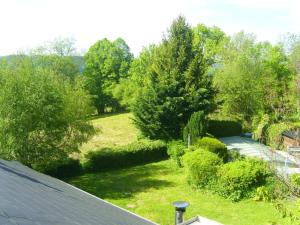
[132,16,220,139]
[0,57,94,167]
[84,38,133,114]
[112,45,157,110]
[214,32,296,126]
[31,37,81,80]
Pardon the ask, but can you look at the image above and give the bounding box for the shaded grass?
[80,113,139,154]
[67,160,293,225]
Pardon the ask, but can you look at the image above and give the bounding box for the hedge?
[34,158,83,179]
[84,140,167,171]
[167,140,186,167]
[208,120,242,137]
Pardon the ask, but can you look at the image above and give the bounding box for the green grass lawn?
[80,113,139,154]
[67,159,292,225]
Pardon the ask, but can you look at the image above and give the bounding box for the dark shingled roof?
[0,159,157,225]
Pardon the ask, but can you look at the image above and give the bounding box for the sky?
[0,0,299,56]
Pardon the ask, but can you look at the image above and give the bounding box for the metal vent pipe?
[173,201,189,225]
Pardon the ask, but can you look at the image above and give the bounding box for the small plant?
[167,140,186,167]
[291,173,300,187]
[182,149,222,188]
[194,137,229,162]
[183,111,206,144]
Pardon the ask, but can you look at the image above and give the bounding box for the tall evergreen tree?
[133,16,219,139]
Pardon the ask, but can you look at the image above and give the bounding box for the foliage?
[133,16,221,140]
[183,111,206,144]
[291,173,300,187]
[252,114,271,142]
[228,150,245,162]
[84,38,133,114]
[34,158,83,179]
[112,46,156,110]
[194,137,228,162]
[84,140,167,171]
[216,158,270,201]
[0,58,95,166]
[182,149,223,188]
[167,140,186,167]
[267,123,290,150]
[207,120,242,137]
[214,32,296,125]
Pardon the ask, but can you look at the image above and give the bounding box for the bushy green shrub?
[252,114,270,143]
[182,149,223,188]
[216,158,270,201]
[267,123,290,150]
[291,173,300,187]
[183,111,206,144]
[167,140,186,167]
[207,120,242,137]
[194,137,229,162]
[84,140,167,171]
[34,158,83,179]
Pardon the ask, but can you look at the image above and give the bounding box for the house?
[0,159,157,225]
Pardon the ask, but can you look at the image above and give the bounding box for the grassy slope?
[67,160,291,225]
[80,113,139,154]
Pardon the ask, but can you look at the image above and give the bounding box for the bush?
[183,111,206,144]
[182,149,223,188]
[228,150,245,162]
[167,140,186,167]
[34,158,83,179]
[291,173,300,187]
[194,137,229,162]
[252,114,270,143]
[267,123,290,150]
[207,120,242,137]
[216,158,270,201]
[84,140,167,171]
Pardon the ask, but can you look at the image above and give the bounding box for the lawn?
[67,159,292,225]
[80,113,139,154]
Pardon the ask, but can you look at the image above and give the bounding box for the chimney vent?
[173,201,189,225]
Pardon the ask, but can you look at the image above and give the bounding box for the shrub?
[84,140,167,171]
[291,173,300,187]
[216,158,270,201]
[182,149,223,188]
[167,140,186,167]
[194,137,229,162]
[183,111,206,144]
[267,123,290,150]
[207,120,242,137]
[34,158,83,179]
[252,114,270,143]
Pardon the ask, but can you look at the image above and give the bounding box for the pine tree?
[133,16,217,139]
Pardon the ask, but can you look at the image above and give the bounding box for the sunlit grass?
[67,160,292,225]
[80,113,139,155]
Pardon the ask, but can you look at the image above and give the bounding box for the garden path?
[220,136,300,175]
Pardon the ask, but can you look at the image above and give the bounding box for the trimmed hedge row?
[34,158,83,179]
[208,120,242,137]
[84,140,168,172]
